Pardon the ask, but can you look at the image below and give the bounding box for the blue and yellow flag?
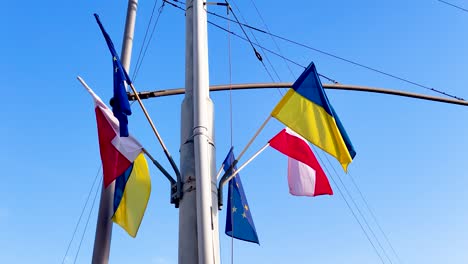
[271,62,356,171]
[94,14,132,137]
[223,148,259,244]
[113,153,151,237]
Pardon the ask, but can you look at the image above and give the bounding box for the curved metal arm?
[128,83,468,106]
[143,149,179,207]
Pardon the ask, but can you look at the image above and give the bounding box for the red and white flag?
[269,128,333,197]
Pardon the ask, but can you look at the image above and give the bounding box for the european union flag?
[94,14,132,137]
[222,148,259,244]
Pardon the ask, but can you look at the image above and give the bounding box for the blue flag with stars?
[223,148,259,244]
[94,14,132,137]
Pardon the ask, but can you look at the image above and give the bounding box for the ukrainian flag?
[271,62,356,171]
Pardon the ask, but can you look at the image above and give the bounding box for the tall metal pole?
[179,0,220,263]
[121,0,138,72]
[91,1,138,263]
[178,0,198,262]
[192,0,220,262]
[91,182,114,264]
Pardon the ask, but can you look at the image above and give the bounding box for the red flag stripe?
[96,106,132,187]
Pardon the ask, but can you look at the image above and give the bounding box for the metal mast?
[179,0,220,263]
[91,1,138,263]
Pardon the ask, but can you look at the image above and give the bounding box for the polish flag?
[84,81,143,187]
[269,128,333,197]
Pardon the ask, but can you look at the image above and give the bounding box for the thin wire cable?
[133,2,166,81]
[227,11,235,264]
[250,0,294,91]
[229,0,281,82]
[224,1,278,83]
[229,0,286,99]
[222,1,259,61]
[260,59,278,83]
[318,74,339,84]
[169,0,276,87]
[169,0,463,99]
[132,0,160,80]
[61,166,102,264]
[172,0,283,89]
[207,21,302,66]
[133,1,340,88]
[247,0,295,79]
[73,176,103,264]
[313,150,386,264]
[437,0,468,12]
[317,148,394,264]
[245,0,291,96]
[164,2,302,66]
[205,10,464,100]
[227,11,234,148]
[206,19,338,84]
[348,173,404,264]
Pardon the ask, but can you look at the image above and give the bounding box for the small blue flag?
[222,148,259,244]
[94,14,132,137]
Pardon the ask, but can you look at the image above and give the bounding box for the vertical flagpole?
[180,0,220,263]
[192,0,220,263]
[120,0,138,73]
[178,0,198,262]
[91,182,114,264]
[91,1,138,263]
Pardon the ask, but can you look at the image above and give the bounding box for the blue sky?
[2,0,468,263]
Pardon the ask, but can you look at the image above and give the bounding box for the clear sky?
[2,0,468,263]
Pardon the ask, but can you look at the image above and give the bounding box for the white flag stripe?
[288,157,317,196]
[79,76,143,162]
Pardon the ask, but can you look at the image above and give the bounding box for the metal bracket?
[216,159,238,210]
[205,2,228,6]
[204,1,230,14]
[144,149,181,208]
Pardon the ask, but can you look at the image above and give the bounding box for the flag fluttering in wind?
[222,148,259,244]
[84,83,151,237]
[94,14,132,137]
[271,62,356,171]
[269,128,333,197]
